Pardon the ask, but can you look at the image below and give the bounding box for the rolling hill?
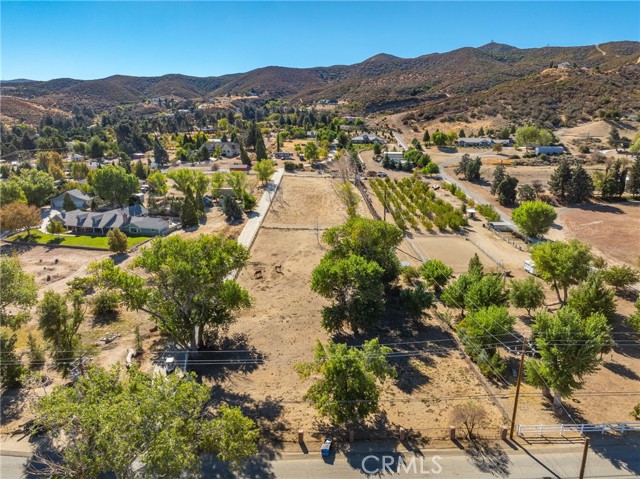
[2,41,639,126]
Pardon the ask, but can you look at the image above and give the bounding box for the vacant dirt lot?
[264,175,368,228]
[557,202,640,266]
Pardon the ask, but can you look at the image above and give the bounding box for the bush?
[284,161,296,172]
[47,220,66,234]
[476,204,500,222]
[400,283,433,319]
[92,290,121,317]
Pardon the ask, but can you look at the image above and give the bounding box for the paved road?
[235,168,284,250]
[393,131,409,151]
[4,441,639,478]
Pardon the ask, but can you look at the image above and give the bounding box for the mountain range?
[2,41,639,126]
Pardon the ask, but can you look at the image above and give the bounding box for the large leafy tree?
[153,138,169,166]
[254,159,276,185]
[566,273,616,322]
[454,154,482,182]
[626,158,640,196]
[146,170,169,196]
[511,200,557,238]
[508,277,545,317]
[311,254,385,333]
[514,126,553,150]
[34,366,258,478]
[525,307,611,406]
[531,240,593,303]
[90,234,251,351]
[601,265,640,294]
[91,165,139,206]
[464,274,508,312]
[322,216,403,282]
[296,339,396,425]
[0,255,38,329]
[14,169,55,206]
[0,179,27,206]
[0,331,24,388]
[420,259,453,292]
[566,165,593,203]
[168,168,209,196]
[0,203,41,238]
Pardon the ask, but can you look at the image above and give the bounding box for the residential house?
[274,152,294,159]
[456,137,494,147]
[132,153,146,161]
[220,142,240,158]
[64,205,148,235]
[205,139,222,152]
[51,189,93,211]
[120,216,178,236]
[351,134,386,145]
[229,163,249,172]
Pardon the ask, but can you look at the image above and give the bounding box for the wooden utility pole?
[579,438,590,479]
[383,187,387,222]
[509,339,527,440]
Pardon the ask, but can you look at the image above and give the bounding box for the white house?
[351,134,386,145]
[51,189,93,211]
[220,142,240,157]
[457,137,493,147]
[383,151,404,161]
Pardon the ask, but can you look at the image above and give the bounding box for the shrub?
[92,290,121,317]
[284,161,296,172]
[476,204,500,222]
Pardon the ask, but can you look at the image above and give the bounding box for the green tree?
[134,159,147,179]
[167,169,209,196]
[322,216,404,282]
[0,180,26,206]
[514,126,554,150]
[566,165,593,203]
[220,195,243,221]
[495,174,519,205]
[626,158,640,196]
[0,332,24,388]
[601,160,627,198]
[62,193,77,212]
[311,254,385,333]
[531,240,593,303]
[239,142,252,167]
[0,202,41,239]
[255,132,267,161]
[89,234,251,351]
[467,253,484,277]
[225,171,249,198]
[14,169,55,206]
[525,307,611,406]
[71,162,90,180]
[490,165,506,195]
[512,200,557,238]
[431,130,447,147]
[0,255,38,329]
[373,142,382,155]
[454,154,482,182]
[566,273,616,322]
[548,160,573,202]
[87,135,106,159]
[91,165,139,206]
[456,305,515,377]
[420,259,453,292]
[465,274,508,312]
[34,366,258,477]
[509,277,545,317]
[441,274,474,313]
[296,339,396,425]
[146,170,169,196]
[628,300,640,331]
[180,186,200,228]
[254,159,276,185]
[517,184,538,203]
[107,228,129,254]
[608,126,621,148]
[153,138,169,166]
[46,219,66,234]
[37,291,84,376]
[210,171,226,197]
[422,130,430,146]
[304,141,319,162]
[601,265,640,294]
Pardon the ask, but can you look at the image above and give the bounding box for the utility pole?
[509,339,527,440]
[579,438,590,479]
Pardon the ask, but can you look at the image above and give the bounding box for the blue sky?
[1,1,639,80]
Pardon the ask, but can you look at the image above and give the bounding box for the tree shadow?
[464,438,512,477]
[188,333,265,382]
[0,388,28,427]
[603,361,640,380]
[567,203,625,214]
[612,323,640,359]
[589,434,640,477]
[91,310,120,326]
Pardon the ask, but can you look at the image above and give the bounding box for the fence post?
[449,426,456,441]
[298,430,304,443]
[399,427,406,441]
[501,426,508,440]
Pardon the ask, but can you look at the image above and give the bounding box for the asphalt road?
[5,440,639,479]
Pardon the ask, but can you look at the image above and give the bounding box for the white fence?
[518,422,640,437]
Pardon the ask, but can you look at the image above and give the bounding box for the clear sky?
[1,1,639,81]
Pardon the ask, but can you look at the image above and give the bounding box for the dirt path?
[595,44,607,56]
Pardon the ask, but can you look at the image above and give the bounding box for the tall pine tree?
[548,160,573,202]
